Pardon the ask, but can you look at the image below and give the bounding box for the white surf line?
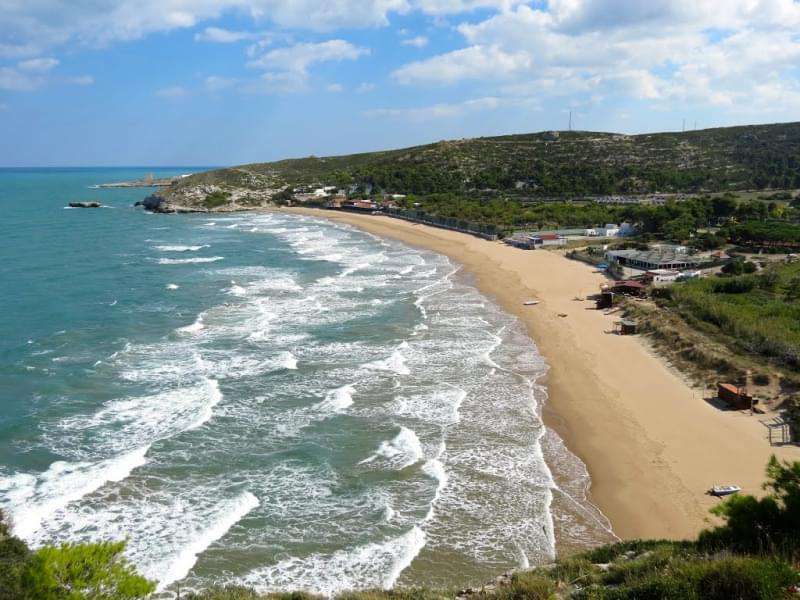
[4,444,151,540]
[6,377,223,541]
[412,263,461,320]
[156,491,260,592]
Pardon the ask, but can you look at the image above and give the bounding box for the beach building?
[643,269,681,286]
[505,233,567,249]
[532,233,568,247]
[605,248,705,271]
[717,383,756,410]
[583,223,635,237]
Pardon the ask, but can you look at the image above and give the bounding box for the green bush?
[494,572,556,600]
[21,541,155,599]
[204,191,231,208]
[0,511,154,600]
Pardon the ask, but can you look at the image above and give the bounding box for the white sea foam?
[316,384,355,413]
[228,281,247,296]
[166,283,180,290]
[276,351,298,370]
[156,491,259,591]
[177,313,205,334]
[158,256,224,265]
[155,245,209,252]
[239,527,426,596]
[362,344,410,376]
[1,445,150,540]
[59,378,222,453]
[422,457,448,522]
[362,426,424,470]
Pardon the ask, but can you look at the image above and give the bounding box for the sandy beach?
[284,207,799,542]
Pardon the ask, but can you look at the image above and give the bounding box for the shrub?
[204,191,231,208]
[699,456,800,557]
[495,572,556,600]
[693,557,797,600]
[22,540,155,599]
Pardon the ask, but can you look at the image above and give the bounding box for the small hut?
[717,383,756,410]
[596,291,614,310]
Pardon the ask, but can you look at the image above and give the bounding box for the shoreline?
[279,207,799,542]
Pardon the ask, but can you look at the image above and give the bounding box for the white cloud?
[356,82,376,93]
[155,85,189,99]
[386,0,800,116]
[0,0,540,59]
[393,44,531,84]
[401,35,428,47]
[194,27,257,43]
[248,39,368,72]
[245,39,368,92]
[1,57,58,91]
[68,74,94,85]
[18,57,59,72]
[327,83,344,92]
[366,96,507,120]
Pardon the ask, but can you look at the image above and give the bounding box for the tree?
[722,259,745,275]
[21,541,155,600]
[0,512,30,600]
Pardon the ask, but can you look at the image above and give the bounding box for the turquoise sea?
[0,168,614,596]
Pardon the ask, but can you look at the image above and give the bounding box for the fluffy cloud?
[0,57,60,90]
[195,27,258,43]
[401,35,428,47]
[18,57,59,72]
[0,0,525,58]
[393,44,531,84]
[248,39,368,72]
[367,96,515,120]
[388,0,800,116]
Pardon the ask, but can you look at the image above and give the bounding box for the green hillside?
[164,122,800,204]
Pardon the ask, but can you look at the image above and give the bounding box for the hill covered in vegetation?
[160,122,800,210]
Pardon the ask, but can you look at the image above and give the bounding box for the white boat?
[523,300,540,306]
[709,485,741,497]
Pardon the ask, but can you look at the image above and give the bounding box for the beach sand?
[283,207,799,542]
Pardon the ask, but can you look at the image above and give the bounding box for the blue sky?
[1,0,800,167]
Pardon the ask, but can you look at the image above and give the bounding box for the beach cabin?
[596,291,614,309]
[644,269,680,286]
[717,383,756,410]
[531,233,567,247]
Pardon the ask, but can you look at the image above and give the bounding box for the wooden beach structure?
[717,383,756,411]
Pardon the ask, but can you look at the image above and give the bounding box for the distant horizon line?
[0,165,220,169]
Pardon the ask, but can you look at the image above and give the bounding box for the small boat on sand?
[708,485,741,497]
[523,300,540,306]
